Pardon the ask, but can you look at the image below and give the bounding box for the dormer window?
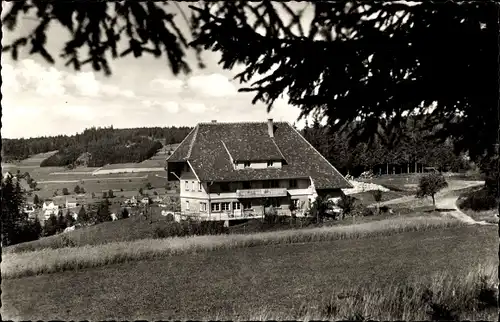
[267,161,274,167]
[244,161,251,168]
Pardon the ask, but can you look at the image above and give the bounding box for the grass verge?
[3,216,465,279]
[2,224,496,320]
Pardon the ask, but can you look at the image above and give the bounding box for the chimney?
[211,120,217,123]
[267,118,274,137]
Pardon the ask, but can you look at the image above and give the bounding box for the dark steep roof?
[167,121,352,189]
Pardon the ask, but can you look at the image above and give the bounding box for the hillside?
[2,126,192,167]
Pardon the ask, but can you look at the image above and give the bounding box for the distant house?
[42,201,59,219]
[166,119,352,221]
[70,211,78,221]
[3,171,13,180]
[65,197,79,209]
[125,196,138,206]
[43,201,59,211]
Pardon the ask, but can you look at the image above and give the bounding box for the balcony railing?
[236,188,288,198]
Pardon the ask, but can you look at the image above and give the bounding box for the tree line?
[301,116,471,177]
[2,126,192,167]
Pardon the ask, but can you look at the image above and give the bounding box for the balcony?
[236,188,288,199]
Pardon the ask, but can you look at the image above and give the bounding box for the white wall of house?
[179,163,208,214]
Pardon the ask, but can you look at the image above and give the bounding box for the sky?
[1,2,315,139]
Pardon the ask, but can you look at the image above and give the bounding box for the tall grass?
[239,263,498,321]
[2,216,466,279]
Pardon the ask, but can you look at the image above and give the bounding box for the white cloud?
[187,73,237,97]
[150,78,185,93]
[185,102,207,113]
[67,71,100,97]
[101,84,136,99]
[141,99,180,114]
[2,59,137,100]
[163,101,180,114]
[56,104,95,121]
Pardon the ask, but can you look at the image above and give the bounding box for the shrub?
[120,208,130,219]
[372,189,383,204]
[338,194,356,214]
[460,189,498,211]
[43,214,58,237]
[153,220,228,239]
[165,213,175,222]
[362,207,375,217]
[62,188,70,195]
[379,205,392,214]
[264,212,287,226]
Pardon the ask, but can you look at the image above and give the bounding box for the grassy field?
[350,190,412,206]
[2,224,496,320]
[4,203,451,255]
[359,173,484,192]
[1,216,470,278]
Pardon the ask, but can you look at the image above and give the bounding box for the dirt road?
[370,180,495,225]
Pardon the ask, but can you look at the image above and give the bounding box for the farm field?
[1,150,59,167]
[2,224,496,320]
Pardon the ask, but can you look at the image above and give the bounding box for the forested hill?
[2,126,192,167]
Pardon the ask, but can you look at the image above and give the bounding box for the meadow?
[2,223,496,320]
[1,216,472,278]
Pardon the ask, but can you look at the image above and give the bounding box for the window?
[200,202,207,212]
[220,183,230,192]
[198,182,203,191]
[242,181,251,189]
[244,161,251,168]
[186,201,190,210]
[211,203,220,212]
[192,181,196,191]
[289,179,298,188]
[267,161,274,167]
[184,181,189,191]
[233,202,241,210]
[221,202,230,211]
[292,199,299,208]
[242,201,252,209]
[267,180,279,188]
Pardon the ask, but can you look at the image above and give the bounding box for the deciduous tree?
[416,173,448,206]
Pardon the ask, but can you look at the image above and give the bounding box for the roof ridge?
[185,125,199,159]
[198,121,288,126]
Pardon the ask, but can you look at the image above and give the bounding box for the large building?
[166,119,352,221]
